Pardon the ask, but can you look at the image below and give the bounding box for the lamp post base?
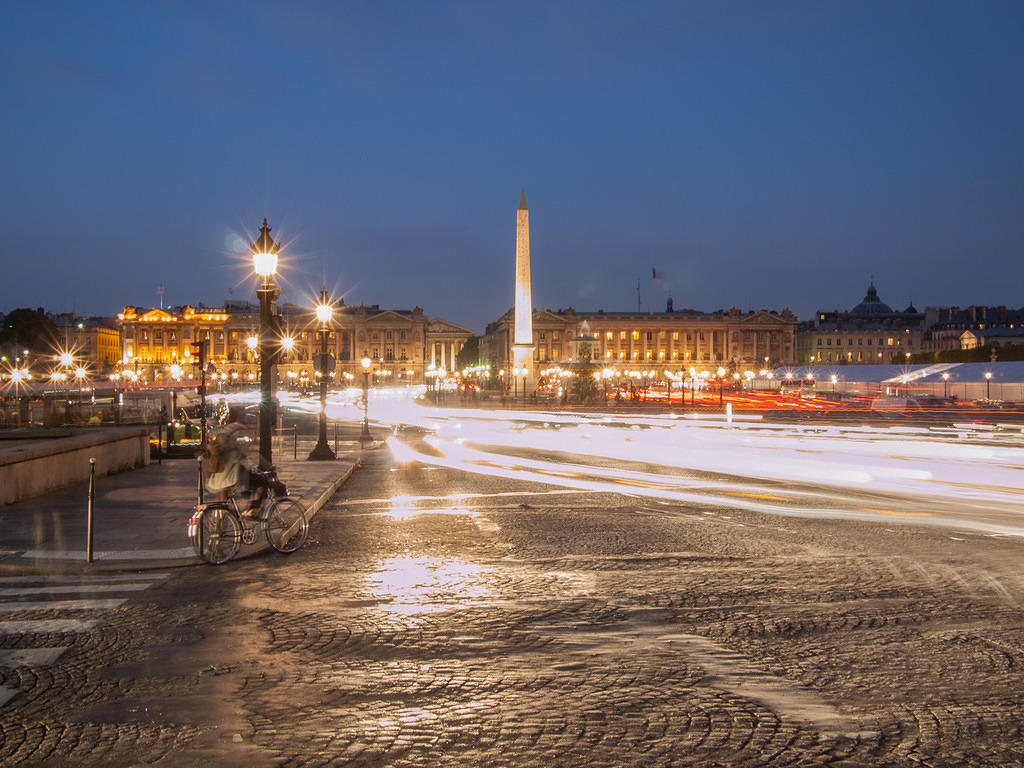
[307,441,336,461]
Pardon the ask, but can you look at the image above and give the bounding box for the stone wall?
[0,427,151,505]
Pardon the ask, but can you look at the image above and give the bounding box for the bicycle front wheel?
[196,504,242,564]
[264,498,308,553]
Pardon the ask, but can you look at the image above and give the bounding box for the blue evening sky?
[2,0,1022,333]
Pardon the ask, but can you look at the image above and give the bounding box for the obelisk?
[512,190,535,390]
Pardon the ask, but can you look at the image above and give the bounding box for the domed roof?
[851,281,893,315]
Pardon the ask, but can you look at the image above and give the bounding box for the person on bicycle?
[205,407,268,514]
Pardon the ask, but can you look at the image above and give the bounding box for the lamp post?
[717,366,725,407]
[10,367,30,425]
[75,367,87,421]
[942,372,950,400]
[308,286,336,460]
[361,357,371,443]
[985,371,992,400]
[251,218,281,470]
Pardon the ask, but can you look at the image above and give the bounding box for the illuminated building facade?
[53,315,122,372]
[481,300,798,373]
[797,282,925,365]
[117,301,471,384]
[923,305,1024,352]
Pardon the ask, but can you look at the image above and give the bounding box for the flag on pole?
[652,268,664,279]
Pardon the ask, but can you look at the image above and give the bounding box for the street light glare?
[252,252,277,277]
[250,218,281,278]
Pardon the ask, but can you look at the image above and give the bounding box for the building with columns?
[481,301,798,374]
[480,190,796,377]
[117,300,472,385]
[797,282,925,365]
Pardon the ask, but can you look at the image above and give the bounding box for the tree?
[455,336,480,369]
[0,308,60,357]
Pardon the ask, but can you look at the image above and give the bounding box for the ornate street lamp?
[361,357,372,443]
[308,286,336,460]
[942,371,950,400]
[985,371,992,400]
[251,218,281,470]
[717,366,725,406]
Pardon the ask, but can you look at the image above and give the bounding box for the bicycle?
[188,467,309,565]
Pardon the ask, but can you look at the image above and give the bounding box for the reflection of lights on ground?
[385,494,476,521]
[365,555,493,615]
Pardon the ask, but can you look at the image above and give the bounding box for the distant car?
[869,397,924,413]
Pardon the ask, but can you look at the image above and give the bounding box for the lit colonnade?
[481,306,798,381]
[117,303,472,386]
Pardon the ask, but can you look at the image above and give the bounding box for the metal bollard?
[197,454,204,506]
[86,457,96,563]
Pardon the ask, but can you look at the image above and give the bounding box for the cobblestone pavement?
[2,445,1024,766]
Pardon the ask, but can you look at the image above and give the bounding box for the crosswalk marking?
[0,619,99,634]
[0,572,169,709]
[0,572,170,584]
[0,598,127,613]
[0,583,154,597]
[20,548,195,560]
[0,648,68,666]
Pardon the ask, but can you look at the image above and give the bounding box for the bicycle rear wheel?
[264,497,308,553]
[195,504,242,564]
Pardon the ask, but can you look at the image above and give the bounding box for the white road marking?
[0,599,126,612]
[0,573,170,584]
[0,584,155,597]
[0,648,68,667]
[0,619,99,634]
[19,548,196,560]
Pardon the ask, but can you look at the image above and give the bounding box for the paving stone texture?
[2,446,1023,766]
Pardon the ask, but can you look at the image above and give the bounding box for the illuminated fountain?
[570,320,600,404]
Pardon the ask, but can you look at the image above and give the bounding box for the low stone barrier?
[0,427,152,505]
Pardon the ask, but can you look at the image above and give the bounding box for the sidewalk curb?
[0,458,360,576]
